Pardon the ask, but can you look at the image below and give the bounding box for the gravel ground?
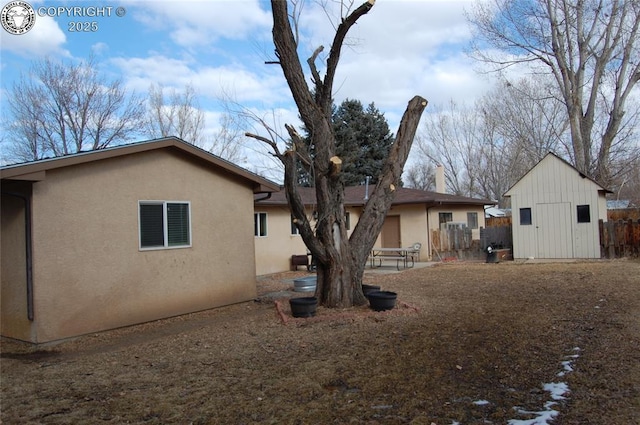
[1,259,639,424]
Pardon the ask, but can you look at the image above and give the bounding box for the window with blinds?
[139,201,191,249]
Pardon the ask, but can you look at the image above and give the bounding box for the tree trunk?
[271,0,427,308]
[314,96,427,308]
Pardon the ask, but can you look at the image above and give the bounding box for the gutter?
[1,191,34,321]
[254,192,273,202]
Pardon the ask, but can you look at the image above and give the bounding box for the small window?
[255,212,267,237]
[291,215,300,235]
[139,201,191,249]
[345,212,351,230]
[577,205,591,223]
[520,208,532,225]
[439,212,453,225]
[467,212,478,229]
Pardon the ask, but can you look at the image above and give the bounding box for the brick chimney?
[435,164,445,193]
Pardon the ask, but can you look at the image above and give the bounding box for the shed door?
[535,202,573,258]
[381,215,401,248]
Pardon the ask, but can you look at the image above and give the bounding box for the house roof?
[0,137,280,194]
[255,185,492,207]
[504,152,612,196]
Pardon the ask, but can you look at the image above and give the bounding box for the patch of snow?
[473,399,491,406]
[543,382,569,400]
[508,404,560,425]
[507,348,579,424]
[557,350,580,377]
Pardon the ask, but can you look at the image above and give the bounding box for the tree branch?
[245,132,283,158]
[307,45,325,95]
[322,0,375,110]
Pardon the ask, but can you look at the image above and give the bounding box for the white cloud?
[110,54,290,107]
[124,0,272,48]
[286,0,490,129]
[0,15,68,58]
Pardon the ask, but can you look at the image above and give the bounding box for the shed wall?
[507,155,604,259]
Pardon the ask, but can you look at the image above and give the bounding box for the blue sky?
[0,0,495,174]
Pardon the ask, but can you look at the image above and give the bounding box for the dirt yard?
[2,260,639,425]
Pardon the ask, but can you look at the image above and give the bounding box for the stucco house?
[254,186,491,275]
[504,152,610,259]
[1,137,279,344]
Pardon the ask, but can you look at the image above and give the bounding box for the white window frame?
[290,214,300,236]
[467,212,478,229]
[255,212,268,237]
[139,200,192,250]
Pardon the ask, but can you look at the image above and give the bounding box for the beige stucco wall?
[372,204,429,252]
[255,206,365,275]
[254,206,309,275]
[254,201,489,274]
[426,205,486,239]
[5,149,258,343]
[425,205,486,258]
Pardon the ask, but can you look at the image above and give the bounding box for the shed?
[1,137,279,343]
[504,152,610,259]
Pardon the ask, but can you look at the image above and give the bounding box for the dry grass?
[2,259,639,424]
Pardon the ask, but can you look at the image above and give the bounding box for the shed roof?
[0,137,280,194]
[504,152,612,197]
[256,185,492,207]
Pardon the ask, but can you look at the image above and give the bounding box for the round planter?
[293,276,317,292]
[289,297,318,318]
[362,284,381,295]
[366,291,397,312]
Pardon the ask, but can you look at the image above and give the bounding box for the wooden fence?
[599,219,640,258]
[430,218,639,260]
[607,208,640,221]
[485,217,512,227]
[430,225,513,260]
[430,227,479,260]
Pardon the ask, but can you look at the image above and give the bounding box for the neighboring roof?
[485,206,509,217]
[255,185,492,207]
[607,200,631,209]
[504,152,612,196]
[0,137,280,194]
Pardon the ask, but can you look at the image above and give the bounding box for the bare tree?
[415,101,483,197]
[403,162,436,191]
[414,77,570,206]
[482,77,569,165]
[206,112,248,164]
[248,0,427,308]
[476,77,570,205]
[468,0,640,185]
[5,56,146,162]
[145,83,205,146]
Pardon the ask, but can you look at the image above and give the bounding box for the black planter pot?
[366,291,398,312]
[362,284,381,295]
[289,297,318,318]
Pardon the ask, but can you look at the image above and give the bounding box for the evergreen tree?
[297,99,395,186]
